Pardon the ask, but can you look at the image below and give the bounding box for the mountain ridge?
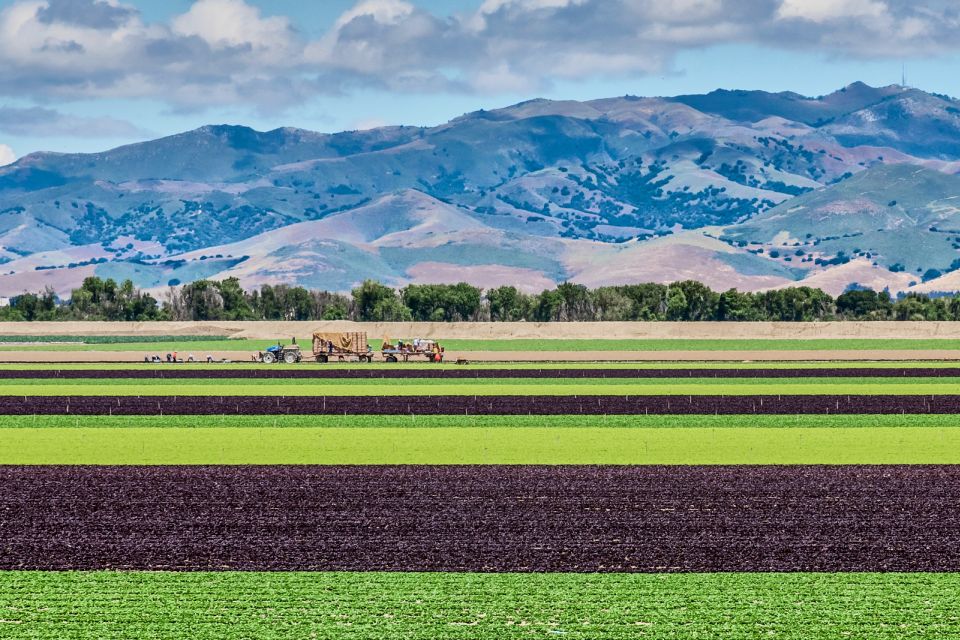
[1,82,960,296]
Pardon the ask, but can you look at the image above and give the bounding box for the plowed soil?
[2,465,958,572]
[4,394,960,414]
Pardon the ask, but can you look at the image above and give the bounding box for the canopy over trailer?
[312,331,373,363]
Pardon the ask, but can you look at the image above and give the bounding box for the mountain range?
[2,81,960,297]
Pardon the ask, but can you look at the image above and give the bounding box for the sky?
[1,0,960,163]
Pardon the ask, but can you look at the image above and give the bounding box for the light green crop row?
[3,572,959,639]
[11,414,958,429]
[8,337,960,351]
[5,424,960,464]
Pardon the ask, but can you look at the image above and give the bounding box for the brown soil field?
[3,349,960,363]
[3,320,960,340]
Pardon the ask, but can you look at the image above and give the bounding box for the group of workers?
[382,338,444,361]
[145,352,216,363]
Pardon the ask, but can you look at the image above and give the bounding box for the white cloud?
[778,0,888,22]
[0,0,957,112]
[0,144,15,167]
[171,0,295,54]
[333,0,415,29]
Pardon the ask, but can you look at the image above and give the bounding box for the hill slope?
[1,83,960,295]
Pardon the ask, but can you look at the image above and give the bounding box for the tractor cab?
[257,339,302,364]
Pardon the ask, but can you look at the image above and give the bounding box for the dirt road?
[3,349,960,363]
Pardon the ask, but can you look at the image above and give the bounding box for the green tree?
[665,286,688,320]
[593,287,632,321]
[402,283,482,321]
[487,286,533,321]
[370,296,413,321]
[835,289,892,319]
[352,280,401,321]
[619,283,668,320]
[717,289,763,321]
[217,277,255,320]
[669,281,719,320]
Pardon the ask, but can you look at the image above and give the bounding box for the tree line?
[2,276,959,322]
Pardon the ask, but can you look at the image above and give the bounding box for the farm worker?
[206,354,214,364]
[187,354,195,363]
[328,340,334,354]
[165,353,172,362]
[173,351,178,362]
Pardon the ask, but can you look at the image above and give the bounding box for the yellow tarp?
[312,332,367,351]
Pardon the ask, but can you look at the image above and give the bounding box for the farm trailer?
[312,332,375,363]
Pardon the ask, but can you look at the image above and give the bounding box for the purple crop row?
[6,367,960,379]
[2,465,958,572]
[4,394,960,414]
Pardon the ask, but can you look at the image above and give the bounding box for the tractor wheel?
[386,355,398,363]
[283,351,298,364]
[262,352,276,364]
[316,354,329,363]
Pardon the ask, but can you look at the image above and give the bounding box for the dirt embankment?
[4,320,960,340]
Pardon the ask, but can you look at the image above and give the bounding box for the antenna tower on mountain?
[901,63,907,89]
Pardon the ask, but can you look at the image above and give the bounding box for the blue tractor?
[257,339,302,364]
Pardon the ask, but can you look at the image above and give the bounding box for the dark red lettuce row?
[3,394,960,414]
[2,465,958,572]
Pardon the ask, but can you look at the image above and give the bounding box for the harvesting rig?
[312,331,375,363]
[380,337,444,363]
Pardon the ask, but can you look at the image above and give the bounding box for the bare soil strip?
[6,350,960,364]
[4,394,960,414]
[2,465,958,572]
[6,367,960,379]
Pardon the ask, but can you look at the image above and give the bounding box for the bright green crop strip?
[9,413,960,429]
[5,426,960,464]
[8,337,960,351]
[0,335,217,344]
[4,377,960,394]
[443,338,960,352]
[10,376,960,386]
[3,572,959,639]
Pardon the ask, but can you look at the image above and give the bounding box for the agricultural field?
[2,354,960,637]
[10,335,960,352]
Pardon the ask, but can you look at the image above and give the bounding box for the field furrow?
[2,465,959,572]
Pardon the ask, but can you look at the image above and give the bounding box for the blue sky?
[1,0,959,162]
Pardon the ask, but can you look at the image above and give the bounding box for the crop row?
[5,394,960,414]
[6,425,960,465]
[2,465,958,572]
[4,571,960,639]
[9,381,960,398]
[0,334,217,344]
[9,413,960,429]
[8,366,960,379]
